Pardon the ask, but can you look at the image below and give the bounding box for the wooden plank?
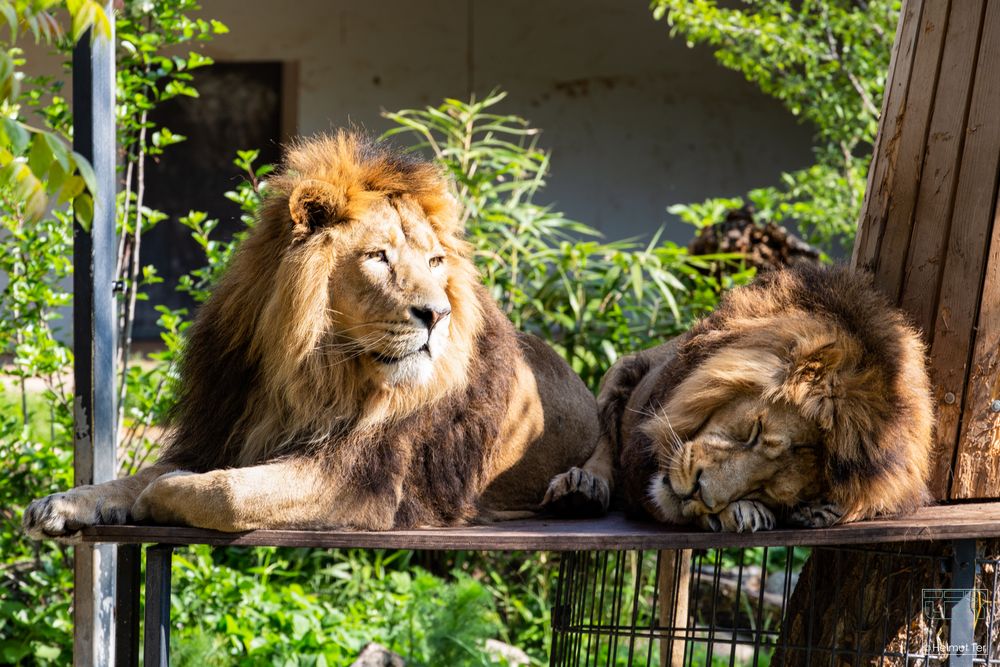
[901,0,987,337]
[902,0,989,497]
[928,0,1000,500]
[951,183,1000,497]
[873,0,952,300]
[76,504,1000,551]
[853,0,926,270]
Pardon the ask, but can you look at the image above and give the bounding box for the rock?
[483,639,531,666]
[351,643,405,667]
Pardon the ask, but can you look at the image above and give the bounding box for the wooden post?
[72,4,119,666]
[657,550,690,667]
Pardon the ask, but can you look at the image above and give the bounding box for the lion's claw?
[542,467,610,517]
[699,500,776,533]
[23,488,131,541]
[787,500,844,528]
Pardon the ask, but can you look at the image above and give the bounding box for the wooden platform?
[77,502,1000,551]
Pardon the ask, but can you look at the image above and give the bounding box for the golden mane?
[615,265,934,523]
[161,131,483,470]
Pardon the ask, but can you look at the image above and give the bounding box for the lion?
[545,265,934,532]
[24,131,601,536]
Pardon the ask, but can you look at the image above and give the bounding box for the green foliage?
[652,0,899,251]
[168,547,509,666]
[0,0,108,222]
[0,1,232,664]
[385,90,751,388]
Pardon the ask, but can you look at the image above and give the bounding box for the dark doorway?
[135,61,289,340]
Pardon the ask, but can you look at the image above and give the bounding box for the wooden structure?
[76,503,1000,551]
[854,0,1000,499]
[66,0,1000,665]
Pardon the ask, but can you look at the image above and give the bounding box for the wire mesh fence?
[550,542,1000,666]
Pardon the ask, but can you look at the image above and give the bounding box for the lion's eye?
[428,255,445,268]
[745,418,762,447]
[366,250,389,263]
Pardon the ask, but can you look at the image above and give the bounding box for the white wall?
[194,0,816,242]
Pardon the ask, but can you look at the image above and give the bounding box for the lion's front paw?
[699,500,776,533]
[131,471,196,525]
[23,488,130,540]
[542,467,610,517]
[787,500,844,528]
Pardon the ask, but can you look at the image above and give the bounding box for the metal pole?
[144,546,174,667]
[72,4,118,666]
[114,545,141,667]
[948,539,977,667]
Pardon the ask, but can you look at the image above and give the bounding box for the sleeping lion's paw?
[699,500,776,533]
[787,500,844,528]
[23,487,131,541]
[542,467,610,517]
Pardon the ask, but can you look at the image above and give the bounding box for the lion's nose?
[690,483,703,503]
[410,305,451,331]
[682,469,704,502]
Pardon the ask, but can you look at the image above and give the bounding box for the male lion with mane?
[25,131,601,536]
[547,265,934,532]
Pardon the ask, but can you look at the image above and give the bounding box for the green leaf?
[0,2,17,41]
[0,118,29,155]
[28,133,54,178]
[71,152,98,194]
[74,192,93,228]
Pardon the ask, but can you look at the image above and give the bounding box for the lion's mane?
[159,132,523,527]
[619,265,934,521]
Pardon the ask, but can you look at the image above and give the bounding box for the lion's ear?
[288,179,343,235]
[788,342,844,385]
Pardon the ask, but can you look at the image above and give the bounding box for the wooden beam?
[872,0,951,299]
[900,0,987,336]
[853,0,925,271]
[951,173,1000,497]
[75,503,1000,551]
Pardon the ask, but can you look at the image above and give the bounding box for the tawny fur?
[24,131,599,537]
[564,265,934,532]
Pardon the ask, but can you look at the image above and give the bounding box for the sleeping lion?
[24,131,601,536]
[547,265,934,532]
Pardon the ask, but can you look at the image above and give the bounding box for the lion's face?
[328,196,455,386]
[646,394,823,520]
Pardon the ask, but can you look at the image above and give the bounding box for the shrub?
[653,0,898,252]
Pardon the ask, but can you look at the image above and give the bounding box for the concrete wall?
[193,0,816,242]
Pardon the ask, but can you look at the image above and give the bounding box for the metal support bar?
[948,539,977,667]
[144,546,174,667]
[114,546,141,667]
[71,3,118,666]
